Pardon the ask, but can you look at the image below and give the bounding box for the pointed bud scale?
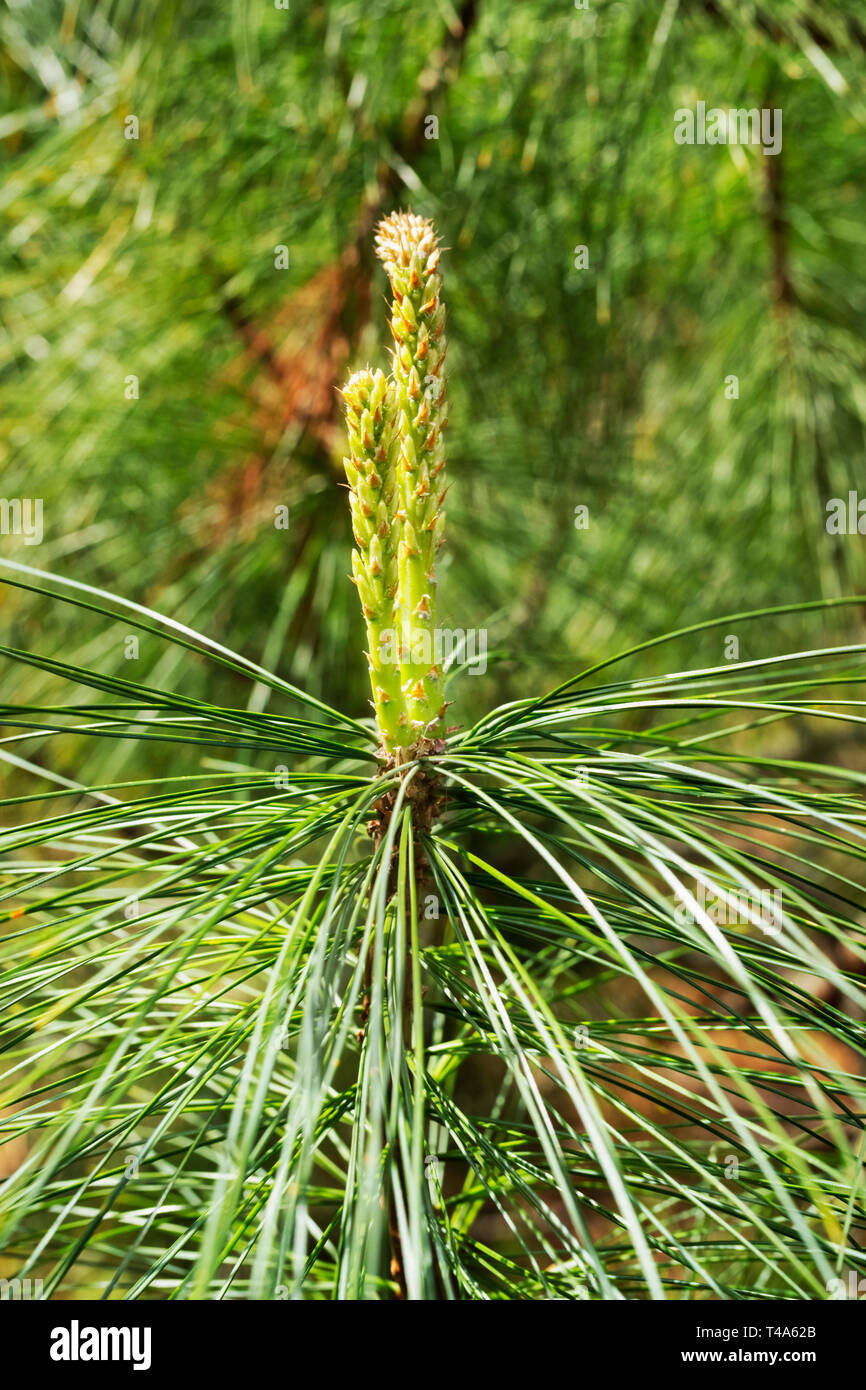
[369,534,384,577]
[343,457,359,488]
[401,436,417,472]
[401,520,420,557]
[400,295,417,328]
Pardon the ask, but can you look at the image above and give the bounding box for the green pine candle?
[341,367,406,754]
[341,211,449,756]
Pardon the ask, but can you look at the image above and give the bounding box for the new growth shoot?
[341,212,449,759]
